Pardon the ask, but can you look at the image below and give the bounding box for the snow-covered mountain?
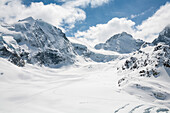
[95,32,144,53]
[117,38,170,108]
[117,25,170,85]
[0,17,75,67]
[153,25,170,46]
[118,44,170,84]
[0,17,129,67]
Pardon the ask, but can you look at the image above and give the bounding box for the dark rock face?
[0,17,75,67]
[0,46,25,67]
[153,25,170,46]
[0,47,11,57]
[9,53,25,67]
[32,49,65,65]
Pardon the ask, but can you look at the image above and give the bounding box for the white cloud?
[130,7,153,19]
[75,18,135,46]
[0,0,110,30]
[0,0,86,29]
[131,12,145,19]
[135,2,170,42]
[61,0,109,8]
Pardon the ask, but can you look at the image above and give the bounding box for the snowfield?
[0,58,169,113]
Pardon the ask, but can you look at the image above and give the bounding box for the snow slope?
[117,44,170,109]
[0,57,169,113]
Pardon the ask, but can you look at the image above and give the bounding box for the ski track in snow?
[114,104,129,113]
[143,107,155,113]
[129,104,144,113]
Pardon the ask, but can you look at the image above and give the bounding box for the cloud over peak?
[75,18,135,45]
[135,2,170,41]
[75,2,170,45]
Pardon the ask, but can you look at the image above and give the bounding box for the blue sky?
[0,0,170,45]
[21,0,170,37]
[72,0,168,33]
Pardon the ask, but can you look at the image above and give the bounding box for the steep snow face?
[95,32,144,53]
[117,44,170,107]
[153,25,170,46]
[3,17,70,49]
[0,17,75,67]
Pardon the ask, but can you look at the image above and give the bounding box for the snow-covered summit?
[106,32,132,41]
[95,32,144,53]
[153,25,170,46]
[18,17,35,23]
[0,17,75,67]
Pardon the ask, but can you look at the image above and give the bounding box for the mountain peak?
[106,32,133,42]
[120,32,128,36]
[95,32,144,53]
[160,25,170,36]
[0,17,75,67]
[18,17,35,23]
[120,32,133,38]
[152,25,170,45]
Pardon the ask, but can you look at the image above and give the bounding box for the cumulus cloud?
[135,2,170,42]
[75,18,135,45]
[0,0,110,30]
[0,0,86,29]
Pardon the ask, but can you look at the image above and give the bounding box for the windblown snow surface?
[0,56,169,113]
